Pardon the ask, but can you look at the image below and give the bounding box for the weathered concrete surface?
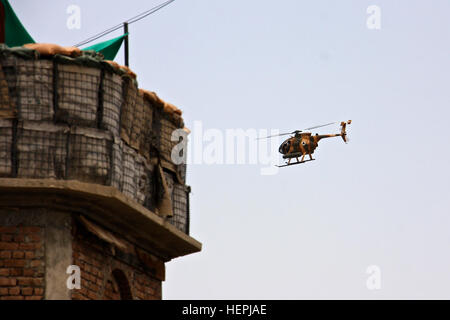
[0,178,202,261]
[44,211,72,300]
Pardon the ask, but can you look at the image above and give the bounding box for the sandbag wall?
[0,45,190,234]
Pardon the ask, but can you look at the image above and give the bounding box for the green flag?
[1,0,35,47]
[83,33,127,61]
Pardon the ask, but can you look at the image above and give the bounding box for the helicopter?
[259,120,352,167]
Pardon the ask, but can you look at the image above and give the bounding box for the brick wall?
[0,218,166,300]
[0,226,45,300]
[0,205,169,300]
[71,219,163,300]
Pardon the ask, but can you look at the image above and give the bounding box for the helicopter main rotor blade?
[256,122,338,140]
[256,132,292,140]
[302,122,337,131]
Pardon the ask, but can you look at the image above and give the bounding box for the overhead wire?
[74,0,175,47]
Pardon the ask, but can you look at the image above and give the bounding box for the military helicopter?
[259,120,352,167]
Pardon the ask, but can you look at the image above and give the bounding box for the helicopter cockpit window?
[280,141,290,154]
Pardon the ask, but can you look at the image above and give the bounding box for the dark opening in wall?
[112,269,133,300]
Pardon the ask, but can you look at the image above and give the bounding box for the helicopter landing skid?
[276,159,315,168]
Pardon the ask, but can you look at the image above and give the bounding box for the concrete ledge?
[0,178,201,261]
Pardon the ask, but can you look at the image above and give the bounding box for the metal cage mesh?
[16,60,54,121]
[67,128,111,185]
[17,121,67,179]
[160,117,177,170]
[130,92,144,150]
[102,72,122,137]
[119,78,137,146]
[122,144,137,201]
[1,55,19,109]
[139,98,153,161]
[111,138,123,191]
[135,154,150,205]
[56,64,100,126]
[164,171,189,233]
[0,119,12,177]
[171,183,189,233]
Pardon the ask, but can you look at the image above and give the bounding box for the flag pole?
[123,22,129,67]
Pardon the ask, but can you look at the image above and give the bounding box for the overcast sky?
[14,0,450,299]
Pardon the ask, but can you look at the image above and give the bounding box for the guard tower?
[0,44,201,300]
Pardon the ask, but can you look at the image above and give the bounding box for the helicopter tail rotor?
[342,134,350,143]
[340,120,351,143]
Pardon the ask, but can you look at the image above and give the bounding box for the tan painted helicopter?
[259,120,351,167]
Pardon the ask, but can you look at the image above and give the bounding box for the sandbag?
[104,60,136,79]
[140,89,164,110]
[23,43,82,58]
[163,101,182,116]
[0,44,39,60]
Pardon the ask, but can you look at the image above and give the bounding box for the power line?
[128,0,175,24]
[74,0,175,48]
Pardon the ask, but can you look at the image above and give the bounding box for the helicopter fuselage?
[279,133,316,158]
[279,132,343,159]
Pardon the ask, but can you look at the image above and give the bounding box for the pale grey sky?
[14,0,450,299]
